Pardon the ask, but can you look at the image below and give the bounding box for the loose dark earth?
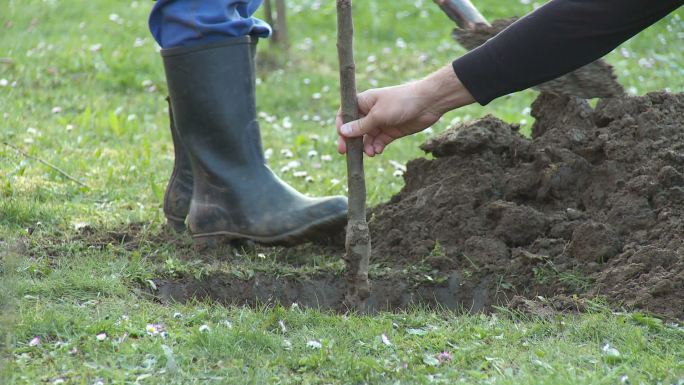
[371,91,684,320]
[152,92,684,320]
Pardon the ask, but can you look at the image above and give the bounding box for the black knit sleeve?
[452,0,683,105]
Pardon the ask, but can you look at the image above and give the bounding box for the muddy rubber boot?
[162,97,193,232]
[161,37,348,247]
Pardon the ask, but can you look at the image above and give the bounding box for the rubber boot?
[161,37,348,246]
[163,97,193,232]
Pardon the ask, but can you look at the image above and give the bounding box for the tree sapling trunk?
[336,0,371,310]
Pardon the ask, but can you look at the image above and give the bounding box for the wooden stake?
[336,0,371,310]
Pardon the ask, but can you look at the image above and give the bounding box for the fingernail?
[341,124,352,136]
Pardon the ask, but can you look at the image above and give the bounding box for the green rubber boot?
[161,37,347,246]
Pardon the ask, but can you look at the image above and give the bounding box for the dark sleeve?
[452,0,683,105]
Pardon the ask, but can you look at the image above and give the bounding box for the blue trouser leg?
[149,0,272,48]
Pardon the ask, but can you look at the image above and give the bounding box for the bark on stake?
[336,0,371,310]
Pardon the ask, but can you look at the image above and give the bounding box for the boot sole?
[192,214,346,248]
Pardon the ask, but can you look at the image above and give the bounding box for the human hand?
[336,65,475,156]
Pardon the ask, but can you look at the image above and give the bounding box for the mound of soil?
[371,92,684,320]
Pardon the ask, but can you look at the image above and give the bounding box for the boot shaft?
[161,37,264,171]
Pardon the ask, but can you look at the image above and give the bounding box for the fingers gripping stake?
[337,0,371,310]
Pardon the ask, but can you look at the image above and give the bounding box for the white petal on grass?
[601,343,620,357]
[29,336,41,346]
[96,333,107,341]
[320,154,333,162]
[199,324,210,333]
[0,78,8,87]
[388,160,407,172]
[283,339,293,350]
[280,149,294,158]
[306,340,322,349]
[307,150,318,158]
[146,324,165,335]
[407,328,427,336]
[279,320,287,333]
[381,334,392,346]
[173,312,182,319]
[222,320,233,329]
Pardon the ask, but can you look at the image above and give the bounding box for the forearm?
[452,0,683,105]
[417,65,476,115]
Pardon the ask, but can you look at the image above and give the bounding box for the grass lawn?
[1,0,684,383]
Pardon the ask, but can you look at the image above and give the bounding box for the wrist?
[417,65,475,116]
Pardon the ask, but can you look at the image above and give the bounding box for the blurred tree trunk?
[275,0,289,48]
[263,0,275,29]
[264,0,289,48]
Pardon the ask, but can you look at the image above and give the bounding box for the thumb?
[338,114,376,138]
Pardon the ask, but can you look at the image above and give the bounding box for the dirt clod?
[567,221,621,263]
